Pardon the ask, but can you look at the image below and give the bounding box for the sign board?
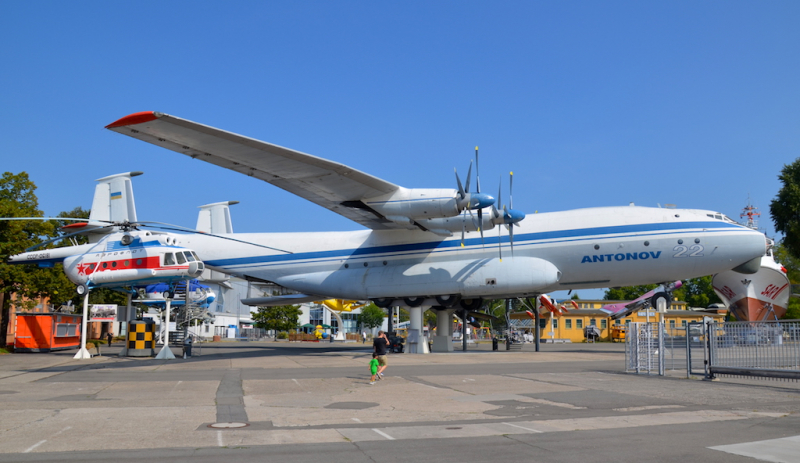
[90,304,117,321]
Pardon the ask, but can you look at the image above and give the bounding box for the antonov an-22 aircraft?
[103,112,768,321]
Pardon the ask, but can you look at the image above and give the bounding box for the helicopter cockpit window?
[175,252,187,265]
[191,251,201,261]
[183,251,195,262]
[164,253,176,266]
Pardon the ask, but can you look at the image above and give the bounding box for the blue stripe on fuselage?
[205,221,746,269]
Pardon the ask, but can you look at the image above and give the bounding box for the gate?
[625,322,664,375]
[626,321,707,377]
[707,320,800,381]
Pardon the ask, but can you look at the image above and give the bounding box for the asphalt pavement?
[0,340,798,462]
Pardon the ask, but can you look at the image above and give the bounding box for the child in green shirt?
[369,353,379,385]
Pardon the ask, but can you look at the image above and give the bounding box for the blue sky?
[2,1,798,299]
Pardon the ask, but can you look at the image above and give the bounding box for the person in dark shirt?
[372,330,390,378]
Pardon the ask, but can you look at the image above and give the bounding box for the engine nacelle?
[364,188,461,221]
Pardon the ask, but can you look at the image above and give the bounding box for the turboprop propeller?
[492,171,526,260]
[455,147,496,246]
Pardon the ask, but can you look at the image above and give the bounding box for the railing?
[708,321,800,380]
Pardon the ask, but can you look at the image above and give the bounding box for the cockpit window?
[183,251,195,262]
[163,253,175,266]
[175,252,186,265]
[192,251,201,261]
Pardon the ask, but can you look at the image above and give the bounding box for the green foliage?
[773,241,800,319]
[675,276,721,308]
[604,285,657,301]
[423,309,438,328]
[252,305,302,338]
[605,277,720,308]
[276,331,288,339]
[771,159,800,257]
[357,303,385,330]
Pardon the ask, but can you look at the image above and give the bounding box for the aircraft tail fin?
[89,172,143,223]
[196,201,239,284]
[196,201,238,234]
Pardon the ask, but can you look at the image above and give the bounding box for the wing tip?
[105,111,161,129]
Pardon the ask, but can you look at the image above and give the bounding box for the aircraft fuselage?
[176,205,766,301]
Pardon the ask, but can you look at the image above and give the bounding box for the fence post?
[704,319,715,380]
[658,321,665,376]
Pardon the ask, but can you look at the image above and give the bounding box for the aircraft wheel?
[650,292,669,310]
[404,297,425,307]
[76,284,88,295]
[459,298,482,311]
[435,294,461,307]
[373,298,393,308]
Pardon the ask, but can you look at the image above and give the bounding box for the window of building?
[669,320,676,329]
[681,320,687,327]
[553,319,558,329]
[590,318,597,326]
[600,319,607,329]
[565,319,572,329]
[576,319,583,329]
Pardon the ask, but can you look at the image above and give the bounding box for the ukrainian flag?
[110,191,122,200]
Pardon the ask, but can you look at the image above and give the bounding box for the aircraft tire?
[650,292,669,310]
[373,298,393,308]
[459,298,482,311]
[76,284,87,295]
[403,297,425,307]
[435,294,461,307]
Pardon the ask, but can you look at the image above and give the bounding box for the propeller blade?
[477,207,484,246]
[498,216,502,261]
[475,146,481,194]
[136,222,294,254]
[497,178,502,260]
[509,171,514,209]
[455,168,465,199]
[25,224,116,252]
[509,214,515,257]
[464,160,472,195]
[461,211,465,247]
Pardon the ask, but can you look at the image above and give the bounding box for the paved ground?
[0,340,798,462]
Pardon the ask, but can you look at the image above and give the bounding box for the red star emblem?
[77,262,92,276]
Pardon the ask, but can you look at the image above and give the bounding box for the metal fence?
[708,321,800,380]
[625,323,664,375]
[626,320,800,381]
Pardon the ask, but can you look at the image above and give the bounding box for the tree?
[771,159,800,257]
[604,285,657,301]
[678,276,721,309]
[0,172,64,345]
[357,303,385,331]
[773,242,800,319]
[252,305,302,339]
[604,278,720,308]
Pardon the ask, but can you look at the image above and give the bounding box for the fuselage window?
[124,260,129,267]
[164,253,176,266]
[102,262,108,269]
[136,259,143,266]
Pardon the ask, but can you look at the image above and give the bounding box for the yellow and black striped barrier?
[127,319,155,357]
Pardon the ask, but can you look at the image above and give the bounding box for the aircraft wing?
[106,112,402,230]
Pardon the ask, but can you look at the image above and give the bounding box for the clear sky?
[2,1,798,300]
